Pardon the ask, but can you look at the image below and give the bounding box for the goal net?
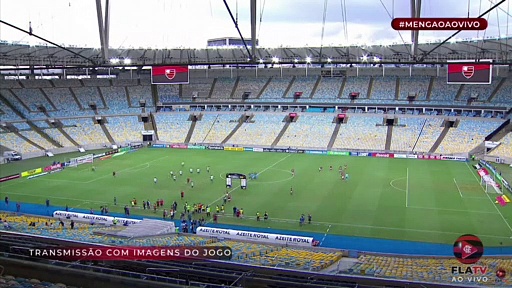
[68,154,94,167]
[479,170,502,194]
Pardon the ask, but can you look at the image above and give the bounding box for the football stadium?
[1,0,512,287]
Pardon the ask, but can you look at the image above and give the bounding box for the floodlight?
[305,57,311,63]
[294,59,299,63]
[124,58,131,64]
[259,59,264,64]
[373,56,380,62]
[110,58,120,64]
[327,58,332,63]
[272,56,279,63]
[361,55,368,61]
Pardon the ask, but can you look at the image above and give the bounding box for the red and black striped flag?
[447,61,492,84]
[151,66,189,84]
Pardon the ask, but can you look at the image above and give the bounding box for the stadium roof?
[1,0,512,67]
[1,37,512,67]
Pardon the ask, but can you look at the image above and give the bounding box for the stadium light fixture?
[360,55,368,62]
[327,58,332,63]
[123,58,131,65]
[305,57,311,63]
[272,56,279,63]
[110,58,120,64]
[259,59,264,64]
[373,56,380,62]
[294,59,299,63]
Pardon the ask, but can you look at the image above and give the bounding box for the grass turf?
[2,148,512,246]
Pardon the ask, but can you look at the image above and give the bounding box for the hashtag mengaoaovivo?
[392,18,487,31]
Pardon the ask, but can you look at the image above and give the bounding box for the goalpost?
[480,174,503,194]
[68,154,94,167]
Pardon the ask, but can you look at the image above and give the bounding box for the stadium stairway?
[54,123,80,147]
[327,120,342,150]
[272,121,291,147]
[487,77,507,102]
[221,115,245,144]
[337,78,347,99]
[148,113,160,140]
[229,76,240,99]
[309,76,322,98]
[282,76,296,98]
[95,86,109,108]
[27,121,62,148]
[385,125,393,151]
[429,120,453,153]
[99,119,116,145]
[184,115,197,144]
[68,87,84,109]
[256,78,272,99]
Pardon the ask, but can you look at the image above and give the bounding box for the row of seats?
[228,114,284,146]
[349,254,512,286]
[436,119,504,154]
[1,113,510,155]
[277,114,335,148]
[0,214,342,272]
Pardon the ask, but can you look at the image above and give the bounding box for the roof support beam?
[250,0,257,61]
[411,0,421,60]
[95,0,111,63]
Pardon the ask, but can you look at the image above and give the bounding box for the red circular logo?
[496,268,506,279]
[453,234,484,264]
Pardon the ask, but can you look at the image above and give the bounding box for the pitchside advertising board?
[151,66,190,84]
[447,60,492,84]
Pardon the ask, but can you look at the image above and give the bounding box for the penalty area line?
[453,178,463,198]
[465,162,512,235]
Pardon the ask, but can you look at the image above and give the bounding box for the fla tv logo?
[451,234,488,283]
[451,234,508,284]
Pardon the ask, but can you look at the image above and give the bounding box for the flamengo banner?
[196,227,314,247]
[372,153,394,158]
[447,60,492,84]
[53,211,141,226]
[21,168,43,177]
[0,173,20,182]
[151,66,190,84]
[24,246,232,261]
[44,163,62,172]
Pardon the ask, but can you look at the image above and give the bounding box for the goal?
[481,174,503,194]
[68,154,94,167]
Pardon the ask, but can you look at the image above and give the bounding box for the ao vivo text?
[451,266,489,283]
[392,18,487,31]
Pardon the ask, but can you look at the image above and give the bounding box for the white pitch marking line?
[465,162,512,234]
[216,214,510,239]
[454,178,463,198]
[389,177,406,192]
[207,154,292,207]
[405,168,409,207]
[320,224,331,245]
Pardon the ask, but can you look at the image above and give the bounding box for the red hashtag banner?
[392,18,487,31]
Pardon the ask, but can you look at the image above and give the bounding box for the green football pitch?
[2,148,512,246]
